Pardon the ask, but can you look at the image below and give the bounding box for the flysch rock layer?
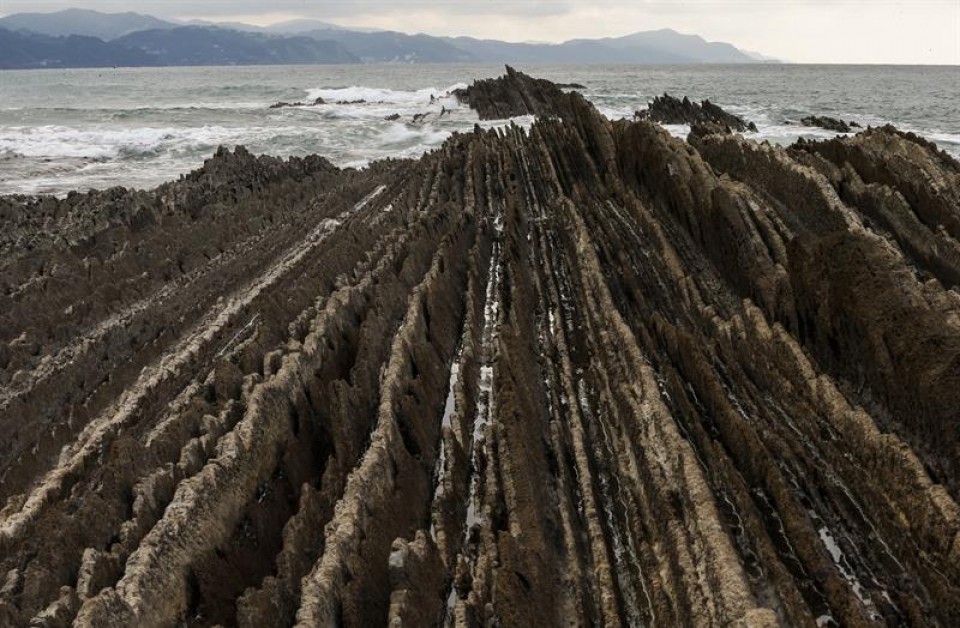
[635,93,758,132]
[1,67,959,627]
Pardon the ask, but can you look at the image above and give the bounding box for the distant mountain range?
[0,8,174,40]
[0,8,777,69]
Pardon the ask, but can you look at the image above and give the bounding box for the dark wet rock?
[635,93,758,132]
[801,115,855,133]
[791,125,960,290]
[387,532,445,625]
[269,97,325,109]
[2,69,959,628]
[689,121,734,138]
[452,65,583,120]
[555,82,587,89]
[384,113,401,121]
[794,124,960,243]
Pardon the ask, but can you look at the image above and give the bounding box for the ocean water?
[0,64,957,196]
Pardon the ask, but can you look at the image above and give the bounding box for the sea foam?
[306,84,466,107]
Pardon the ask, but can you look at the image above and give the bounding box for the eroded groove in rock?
[688,130,960,505]
[71,191,462,625]
[0,150,350,498]
[790,130,960,290]
[3,69,959,627]
[294,212,476,627]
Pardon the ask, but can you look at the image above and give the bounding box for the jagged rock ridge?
[801,115,860,133]
[636,92,758,132]
[452,65,582,121]
[0,70,958,627]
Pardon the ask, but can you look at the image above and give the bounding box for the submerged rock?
[2,70,959,628]
[268,97,325,109]
[635,93,758,132]
[801,115,856,133]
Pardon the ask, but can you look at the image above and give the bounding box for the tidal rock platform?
[1,69,958,627]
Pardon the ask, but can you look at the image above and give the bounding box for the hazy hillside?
[598,29,754,63]
[0,8,175,40]
[263,19,380,34]
[442,36,694,64]
[112,27,359,66]
[0,26,359,69]
[300,29,476,63]
[443,29,757,64]
[0,27,154,69]
[0,9,771,68]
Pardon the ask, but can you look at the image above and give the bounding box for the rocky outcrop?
[1,70,959,627]
[269,97,325,109]
[452,65,582,120]
[636,93,758,132]
[790,127,960,291]
[800,115,857,133]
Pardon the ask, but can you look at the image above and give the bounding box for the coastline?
[1,69,959,625]
[2,63,958,198]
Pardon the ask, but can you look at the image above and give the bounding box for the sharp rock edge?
[0,67,958,627]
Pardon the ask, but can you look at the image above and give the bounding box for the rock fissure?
[1,68,958,627]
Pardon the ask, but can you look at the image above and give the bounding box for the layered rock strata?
[800,115,860,133]
[636,93,758,132]
[452,65,581,120]
[0,71,958,627]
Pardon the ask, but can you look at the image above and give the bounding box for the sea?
[1,64,958,196]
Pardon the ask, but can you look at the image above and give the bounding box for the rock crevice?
[1,70,958,627]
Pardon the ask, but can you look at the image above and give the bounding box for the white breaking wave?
[306,83,466,107]
[917,130,960,150]
[378,122,450,147]
[114,102,268,111]
[0,125,310,160]
[661,124,692,140]
[2,69,956,196]
[596,106,636,121]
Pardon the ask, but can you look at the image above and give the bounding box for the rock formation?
[800,115,858,133]
[269,97,325,109]
[452,65,581,120]
[1,70,959,627]
[636,93,758,132]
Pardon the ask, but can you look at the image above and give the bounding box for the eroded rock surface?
[801,115,858,133]
[1,71,959,627]
[269,97,325,109]
[636,92,758,132]
[452,65,581,120]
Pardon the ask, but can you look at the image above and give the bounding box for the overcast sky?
[2,1,958,64]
